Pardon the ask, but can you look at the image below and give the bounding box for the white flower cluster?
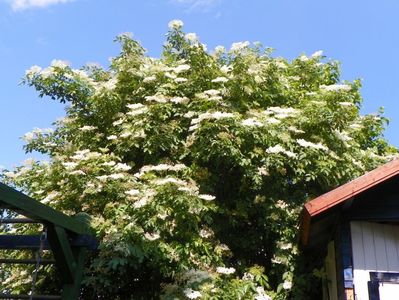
[25,65,42,78]
[211,76,229,83]
[334,130,352,142]
[145,94,168,103]
[241,118,263,127]
[266,145,296,158]
[41,191,60,204]
[114,163,131,171]
[126,103,148,116]
[230,41,250,53]
[79,125,97,132]
[152,177,187,186]
[339,102,354,107]
[26,60,70,80]
[22,127,54,143]
[265,106,299,119]
[216,267,235,275]
[51,59,69,69]
[168,19,184,30]
[144,232,160,241]
[214,45,225,55]
[190,111,235,131]
[220,65,233,74]
[143,75,157,83]
[311,50,323,58]
[185,33,198,43]
[194,89,223,103]
[199,227,214,238]
[70,149,102,161]
[320,84,351,92]
[296,139,328,151]
[184,288,202,299]
[198,194,215,201]
[173,64,190,73]
[93,78,118,93]
[171,96,189,104]
[255,287,271,300]
[125,189,140,196]
[283,280,293,290]
[135,163,187,178]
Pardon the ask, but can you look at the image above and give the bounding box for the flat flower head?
[168,19,184,30]
[25,65,42,77]
[51,59,69,69]
[216,266,235,275]
[230,41,250,53]
[185,33,198,43]
[311,50,323,58]
[184,289,202,299]
[199,194,215,201]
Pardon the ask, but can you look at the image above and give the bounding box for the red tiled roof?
[301,159,399,246]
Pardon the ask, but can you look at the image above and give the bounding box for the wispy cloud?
[172,0,222,11]
[7,0,74,11]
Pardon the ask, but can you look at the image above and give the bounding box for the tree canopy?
[1,20,396,299]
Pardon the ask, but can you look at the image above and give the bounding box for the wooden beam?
[0,258,55,265]
[0,183,88,235]
[0,235,50,250]
[0,294,60,299]
[60,248,87,300]
[0,234,96,250]
[47,225,77,284]
[299,209,311,246]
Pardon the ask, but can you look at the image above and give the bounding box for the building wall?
[351,221,399,300]
[324,241,338,300]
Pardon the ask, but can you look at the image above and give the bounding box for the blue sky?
[0,0,398,168]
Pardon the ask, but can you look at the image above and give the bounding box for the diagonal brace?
[47,225,76,284]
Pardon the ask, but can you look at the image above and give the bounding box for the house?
[300,159,399,300]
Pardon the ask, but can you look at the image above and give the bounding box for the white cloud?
[8,0,74,11]
[172,0,221,11]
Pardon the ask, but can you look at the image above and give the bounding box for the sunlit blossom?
[242,118,263,127]
[114,163,131,171]
[216,267,235,275]
[25,65,42,77]
[198,194,215,201]
[125,189,140,196]
[185,33,198,43]
[62,162,78,170]
[144,232,160,241]
[80,125,97,131]
[311,50,323,58]
[145,95,168,103]
[184,289,202,299]
[108,173,125,180]
[168,19,183,30]
[143,75,157,83]
[283,280,292,290]
[173,64,190,73]
[320,84,351,92]
[51,59,69,68]
[296,139,328,151]
[230,41,250,53]
[69,170,86,176]
[174,77,188,83]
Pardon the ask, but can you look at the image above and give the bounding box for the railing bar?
[0,295,61,299]
[0,258,55,265]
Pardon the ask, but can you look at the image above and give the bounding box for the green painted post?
[61,248,86,300]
